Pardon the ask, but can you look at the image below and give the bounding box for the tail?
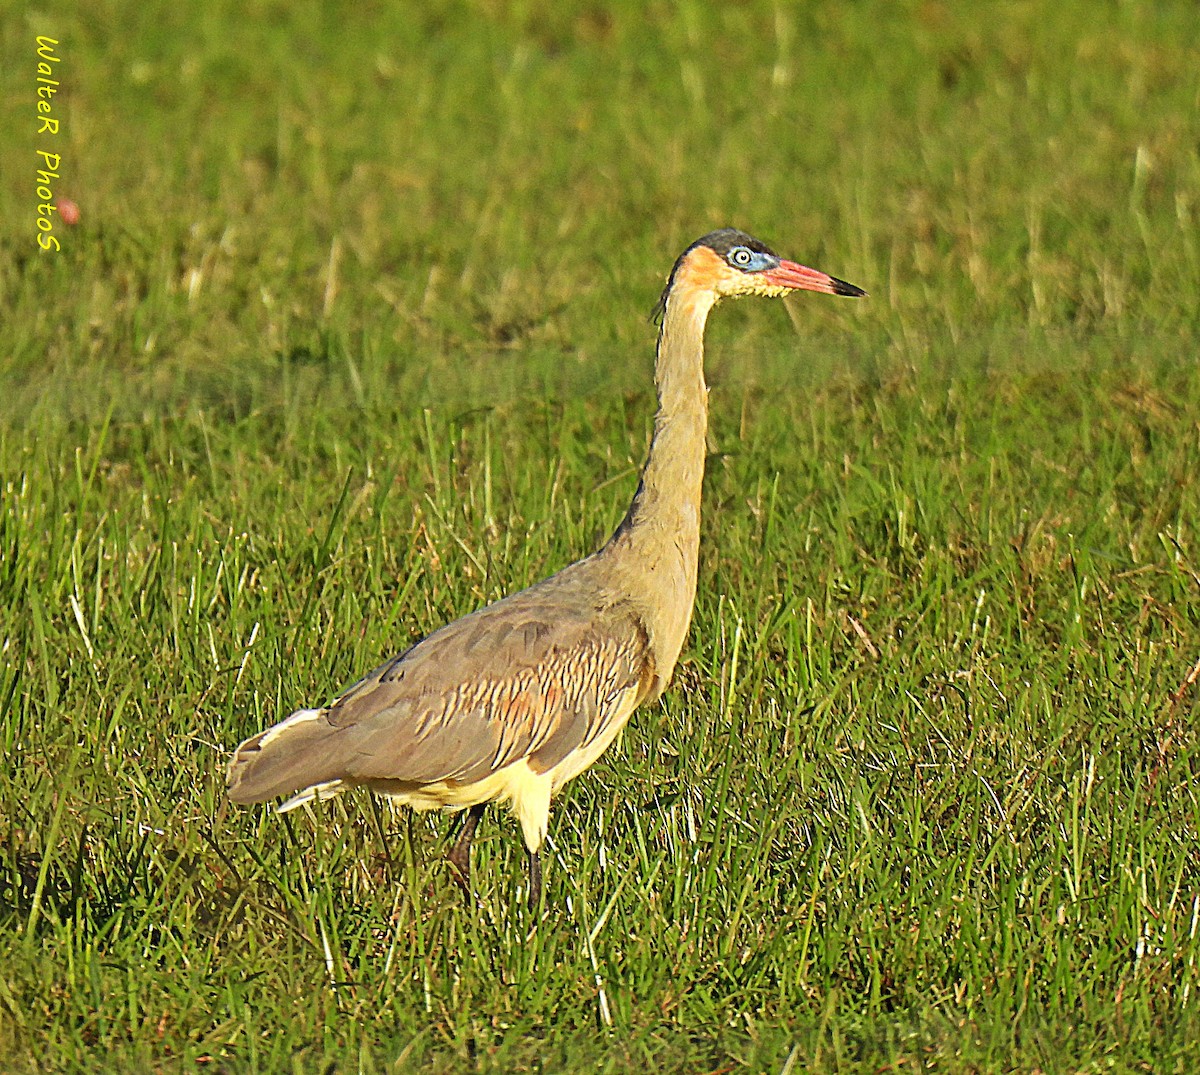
[226,707,347,809]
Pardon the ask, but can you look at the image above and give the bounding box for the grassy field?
[3,0,1200,1070]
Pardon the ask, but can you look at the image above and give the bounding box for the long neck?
[626,288,713,541]
[603,285,715,684]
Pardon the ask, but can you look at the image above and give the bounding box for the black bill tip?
[831,277,867,298]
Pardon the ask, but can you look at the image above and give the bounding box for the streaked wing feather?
[314,587,649,788]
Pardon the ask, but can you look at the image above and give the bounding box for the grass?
[2,0,1200,1070]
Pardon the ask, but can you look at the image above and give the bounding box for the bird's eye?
[729,247,753,268]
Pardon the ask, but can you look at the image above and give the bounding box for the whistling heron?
[227,229,864,906]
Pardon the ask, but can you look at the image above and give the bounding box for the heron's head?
[655,228,865,319]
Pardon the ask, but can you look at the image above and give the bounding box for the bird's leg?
[447,804,486,898]
[526,848,542,911]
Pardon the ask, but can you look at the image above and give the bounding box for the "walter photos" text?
[36,35,64,252]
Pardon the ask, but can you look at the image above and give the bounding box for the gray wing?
[328,594,651,783]
[227,573,653,803]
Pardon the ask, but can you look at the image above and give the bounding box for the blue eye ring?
[727,246,775,272]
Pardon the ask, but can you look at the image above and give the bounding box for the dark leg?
[527,848,542,911]
[447,804,486,898]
